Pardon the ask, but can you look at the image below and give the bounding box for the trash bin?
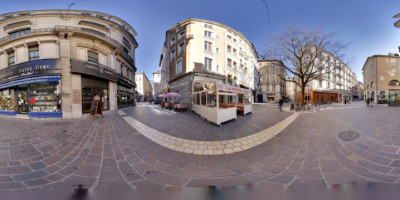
[290,103,294,111]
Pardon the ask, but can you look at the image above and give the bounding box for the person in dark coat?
[279,98,284,112]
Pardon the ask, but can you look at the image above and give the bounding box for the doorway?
[17,89,29,114]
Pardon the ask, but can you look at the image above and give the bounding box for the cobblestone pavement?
[0,103,399,198]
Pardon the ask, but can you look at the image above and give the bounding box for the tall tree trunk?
[301,85,306,108]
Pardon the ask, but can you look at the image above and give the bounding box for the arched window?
[389,80,400,86]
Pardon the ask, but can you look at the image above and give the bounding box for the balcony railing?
[0,28,55,46]
[55,25,135,65]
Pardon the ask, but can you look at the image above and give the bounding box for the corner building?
[159,18,259,106]
[0,10,137,119]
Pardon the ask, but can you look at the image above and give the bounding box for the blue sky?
[2,0,400,82]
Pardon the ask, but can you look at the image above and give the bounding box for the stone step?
[12,114,31,120]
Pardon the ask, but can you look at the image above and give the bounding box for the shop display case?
[0,89,17,112]
[30,83,60,113]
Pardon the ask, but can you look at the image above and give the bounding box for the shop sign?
[0,59,61,83]
[117,74,134,88]
[193,75,223,83]
[216,83,251,94]
[70,59,118,82]
[0,76,60,89]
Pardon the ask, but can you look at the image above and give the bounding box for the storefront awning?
[0,76,61,89]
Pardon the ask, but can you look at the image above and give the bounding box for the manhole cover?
[338,131,359,141]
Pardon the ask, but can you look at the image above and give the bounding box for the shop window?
[88,50,99,63]
[201,92,206,106]
[196,93,200,105]
[8,50,15,66]
[207,92,216,107]
[29,44,39,61]
[0,89,16,112]
[30,81,62,113]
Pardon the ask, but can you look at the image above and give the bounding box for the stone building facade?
[257,60,287,102]
[135,71,152,101]
[362,54,400,106]
[0,10,137,119]
[296,49,356,104]
[159,18,258,106]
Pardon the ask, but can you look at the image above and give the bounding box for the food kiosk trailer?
[192,80,252,125]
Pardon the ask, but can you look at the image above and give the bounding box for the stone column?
[59,33,73,119]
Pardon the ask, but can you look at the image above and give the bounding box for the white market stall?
[192,80,253,125]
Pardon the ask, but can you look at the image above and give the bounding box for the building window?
[178,31,185,40]
[204,57,212,71]
[170,49,175,60]
[204,31,213,37]
[391,58,397,76]
[204,24,213,29]
[227,58,232,67]
[272,76,276,83]
[266,68,270,73]
[8,28,31,39]
[170,37,175,46]
[272,85,275,91]
[8,50,15,66]
[204,41,212,52]
[319,80,323,88]
[233,48,237,56]
[29,44,39,61]
[178,42,185,54]
[266,76,270,83]
[176,59,182,74]
[88,50,99,63]
[227,45,232,53]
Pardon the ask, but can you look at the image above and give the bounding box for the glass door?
[17,89,29,114]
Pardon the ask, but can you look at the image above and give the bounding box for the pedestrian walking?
[279,98,284,112]
[370,97,374,107]
[366,98,370,107]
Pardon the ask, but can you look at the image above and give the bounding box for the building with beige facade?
[295,48,356,104]
[362,54,400,106]
[257,60,287,102]
[135,71,152,101]
[159,18,259,106]
[0,10,137,119]
[153,70,161,98]
[286,77,297,102]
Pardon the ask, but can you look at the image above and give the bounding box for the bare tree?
[264,26,348,108]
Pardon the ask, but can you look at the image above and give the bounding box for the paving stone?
[268,175,295,184]
[13,170,48,181]
[9,144,41,160]
[298,169,321,179]
[244,171,274,182]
